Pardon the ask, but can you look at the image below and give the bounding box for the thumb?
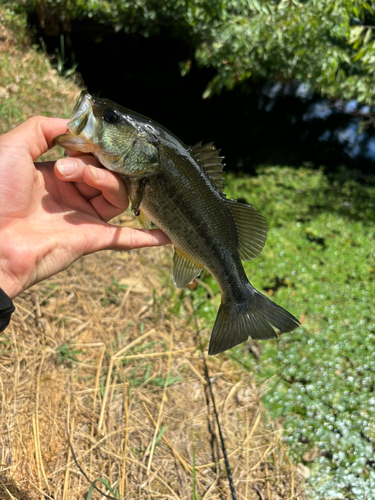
[0,116,69,161]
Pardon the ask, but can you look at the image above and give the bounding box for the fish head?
[54,91,145,172]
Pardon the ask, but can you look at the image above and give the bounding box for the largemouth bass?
[55,91,299,354]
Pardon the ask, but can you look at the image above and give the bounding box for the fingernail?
[89,165,105,180]
[56,159,77,175]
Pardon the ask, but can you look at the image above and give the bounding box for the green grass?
[191,166,375,499]
[0,46,77,131]
[86,478,120,499]
[56,342,86,367]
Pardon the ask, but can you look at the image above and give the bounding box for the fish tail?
[208,285,300,355]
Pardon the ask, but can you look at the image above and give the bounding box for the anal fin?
[173,249,203,288]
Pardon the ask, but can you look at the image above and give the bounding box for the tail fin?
[208,286,300,355]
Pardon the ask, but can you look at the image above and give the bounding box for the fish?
[55,90,300,355]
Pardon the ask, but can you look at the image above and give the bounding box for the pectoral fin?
[136,209,152,232]
[129,178,152,231]
[131,178,148,216]
[173,249,203,288]
[226,199,268,260]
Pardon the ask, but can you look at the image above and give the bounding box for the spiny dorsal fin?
[173,248,204,288]
[190,141,225,193]
[226,199,268,260]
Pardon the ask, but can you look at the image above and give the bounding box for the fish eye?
[103,108,120,123]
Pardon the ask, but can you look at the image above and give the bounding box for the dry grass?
[0,216,307,500]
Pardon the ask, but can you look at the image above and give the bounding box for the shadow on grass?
[312,169,375,225]
[303,187,375,226]
[247,166,375,229]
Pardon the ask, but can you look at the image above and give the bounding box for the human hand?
[0,116,170,299]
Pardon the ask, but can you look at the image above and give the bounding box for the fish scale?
[55,90,300,354]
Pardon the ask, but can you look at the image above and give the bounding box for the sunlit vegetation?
[190,167,375,498]
[8,0,375,104]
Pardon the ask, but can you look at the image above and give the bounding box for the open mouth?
[54,91,97,152]
[67,90,93,135]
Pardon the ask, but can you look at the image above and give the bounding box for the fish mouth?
[54,90,97,152]
[67,90,93,135]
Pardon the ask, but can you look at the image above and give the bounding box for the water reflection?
[261,81,375,168]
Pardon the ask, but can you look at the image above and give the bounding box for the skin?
[0,116,170,299]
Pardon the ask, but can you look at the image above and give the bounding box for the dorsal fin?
[190,141,225,193]
[226,199,268,260]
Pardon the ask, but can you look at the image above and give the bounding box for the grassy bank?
[0,15,78,135]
